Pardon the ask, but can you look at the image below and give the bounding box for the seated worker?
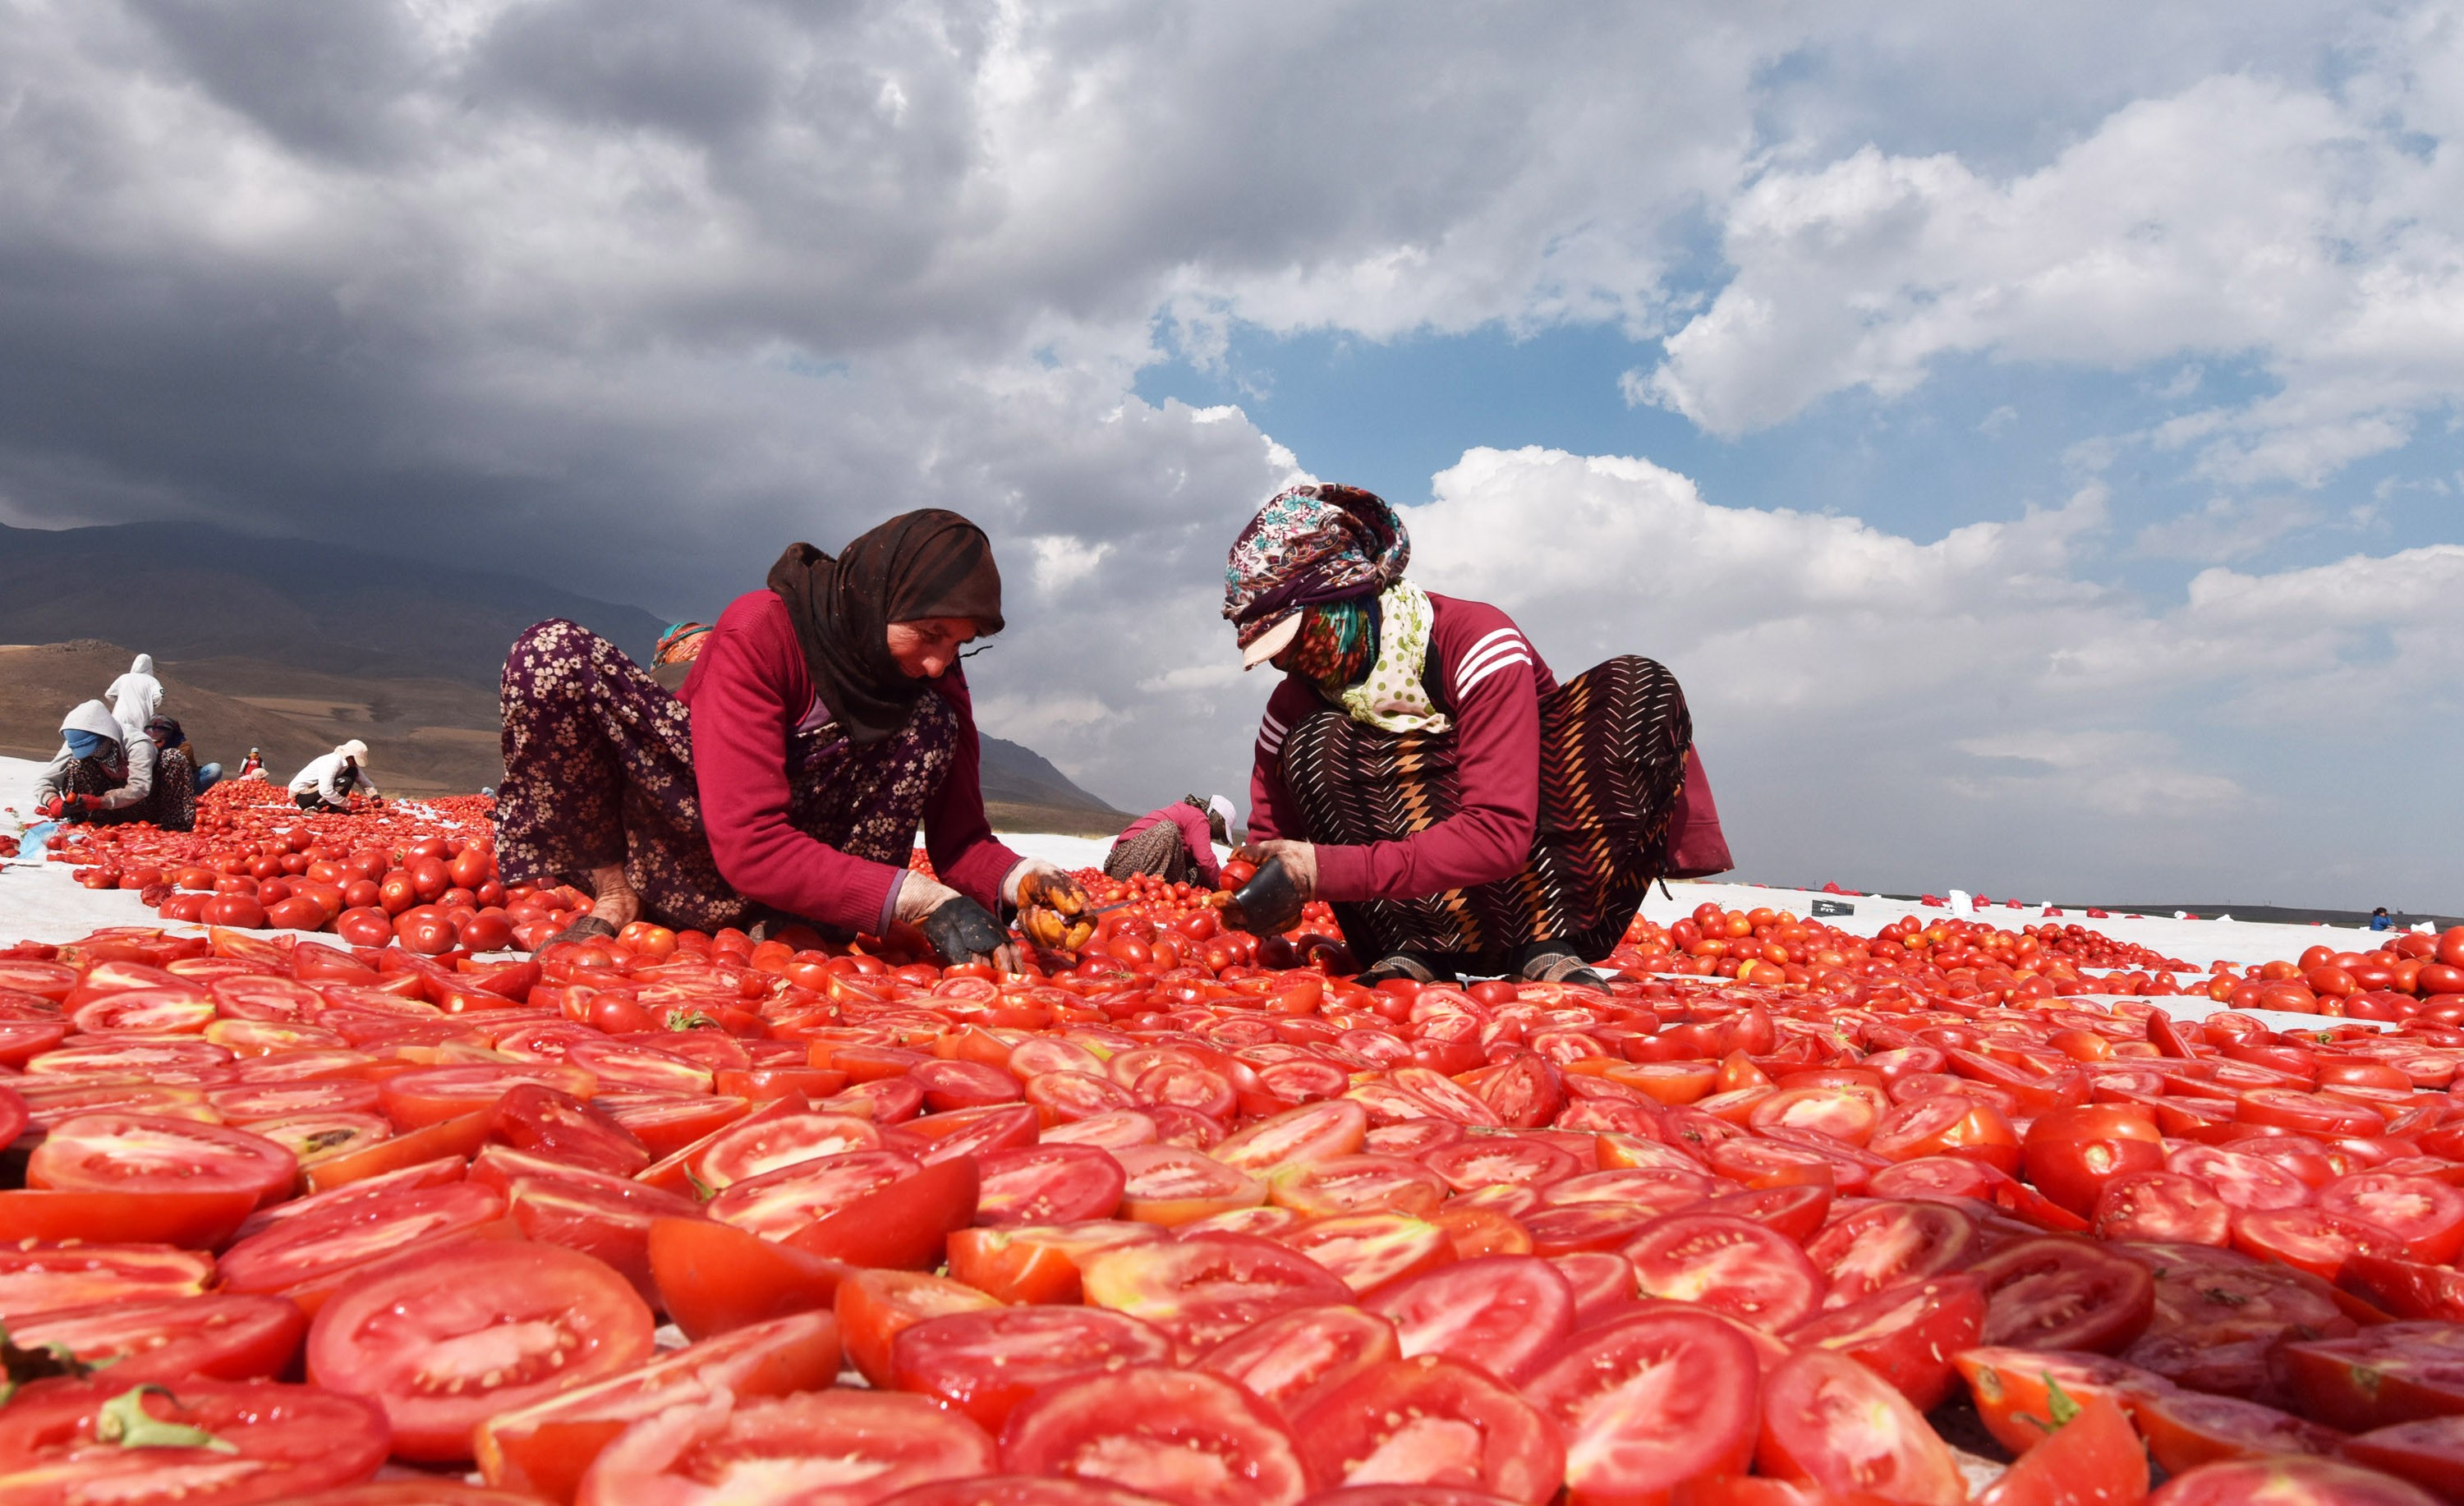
[1222,484,1731,990]
[31,700,161,826]
[104,654,162,732]
[290,741,377,811]
[1106,794,1236,887]
[237,747,265,780]
[136,717,203,832]
[648,622,713,693]
[493,509,1088,967]
[146,717,221,796]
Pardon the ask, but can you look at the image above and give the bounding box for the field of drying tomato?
[5,783,2464,1505]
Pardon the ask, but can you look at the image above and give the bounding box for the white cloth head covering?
[1207,795,1237,829]
[60,700,123,743]
[336,739,370,762]
[130,654,153,675]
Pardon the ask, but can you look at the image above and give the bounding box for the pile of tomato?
[15,815,2464,1504]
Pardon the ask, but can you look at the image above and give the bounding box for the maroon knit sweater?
[678,590,1021,934]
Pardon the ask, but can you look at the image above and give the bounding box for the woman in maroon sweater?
[1225,484,1730,989]
[494,510,1086,965]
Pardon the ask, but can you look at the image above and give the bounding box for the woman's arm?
[1244,680,1315,844]
[98,737,156,812]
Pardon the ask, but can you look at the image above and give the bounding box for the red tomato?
[579,1389,996,1506]
[10,1292,306,1384]
[1757,1348,1965,1504]
[217,1182,507,1301]
[1788,1274,1985,1411]
[471,1310,843,1503]
[835,1269,1005,1388]
[2021,1105,2164,1218]
[996,1367,1309,1506]
[1974,1388,2148,1506]
[27,1113,296,1207]
[648,1216,849,1341]
[2094,1169,2231,1246]
[1954,1346,2178,1457]
[2342,1416,2464,1504]
[2318,1173,2464,1264]
[974,1144,1127,1226]
[2148,1457,2443,1506]
[305,1237,655,1461]
[1299,1353,1563,1503]
[2133,1388,2346,1476]
[1622,1213,1826,1332]
[1194,1302,1400,1422]
[1079,1233,1349,1360]
[1802,1199,1980,1309]
[1283,1212,1458,1292]
[489,1084,650,1177]
[1361,1253,1575,1385]
[1968,1236,2155,1354]
[889,1305,1174,1432]
[0,1378,390,1504]
[1522,1308,1761,1505]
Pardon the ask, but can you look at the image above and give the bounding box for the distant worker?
[1220,484,1731,990]
[31,700,160,826]
[1106,794,1236,887]
[103,653,162,732]
[2371,906,2393,932]
[649,622,713,693]
[237,747,265,780]
[140,718,209,831]
[290,740,378,811]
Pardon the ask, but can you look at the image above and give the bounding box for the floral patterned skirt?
[494,618,956,934]
[60,749,194,832]
[1105,820,1198,884]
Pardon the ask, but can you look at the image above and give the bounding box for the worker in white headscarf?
[103,654,163,733]
[32,700,159,824]
[289,740,379,811]
[1101,793,1238,886]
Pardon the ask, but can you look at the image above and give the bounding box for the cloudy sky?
[5,0,2461,909]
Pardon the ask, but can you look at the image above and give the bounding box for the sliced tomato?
[2163,1143,2314,1211]
[1788,1274,1985,1411]
[0,1377,390,1506]
[946,1220,1164,1306]
[1078,1233,1349,1360]
[10,1292,306,1383]
[1803,1199,1981,1309]
[488,1084,649,1177]
[2133,1388,2345,1476]
[1269,1153,1447,1219]
[1953,1347,2180,1457]
[503,1173,696,1301]
[1623,1213,1826,1332]
[975,1144,1126,1226]
[1968,1237,2154,1354]
[996,1366,1310,1506]
[2342,1416,2464,1505]
[0,1243,213,1318]
[2278,1324,2464,1433]
[693,1110,882,1191]
[28,1113,297,1207]
[1111,1144,1267,1225]
[1757,1348,1964,1505]
[472,1310,842,1504]
[889,1305,1173,1433]
[1522,1308,1760,1505]
[0,1188,258,1248]
[870,1476,1179,1505]
[1299,1353,1562,1504]
[648,1215,848,1341]
[2317,1173,2464,1265]
[706,1148,922,1241]
[577,1389,996,1506]
[1360,1253,1574,1385]
[217,1182,508,1305]
[305,1237,656,1462]
[2231,1205,2407,1280]
[1195,1302,1400,1422]
[836,1268,1005,1388]
[2146,1456,2443,1506]
[2093,1170,2231,1246]
[1211,1100,1371,1173]
[1974,1387,2148,1506]
[1280,1213,1456,1294]
[2340,1253,2464,1323]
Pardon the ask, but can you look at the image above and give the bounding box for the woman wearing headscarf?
[494,510,1088,967]
[290,741,377,811]
[32,700,160,826]
[137,718,201,833]
[1106,794,1237,886]
[103,654,162,733]
[1223,484,1731,990]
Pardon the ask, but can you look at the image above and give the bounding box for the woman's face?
[886,618,979,679]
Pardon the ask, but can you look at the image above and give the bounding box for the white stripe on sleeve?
[1452,635,1531,693]
[1454,649,1533,698]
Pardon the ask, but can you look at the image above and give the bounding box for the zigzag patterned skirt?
[1278,655,1692,971]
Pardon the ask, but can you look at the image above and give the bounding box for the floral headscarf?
[1222,484,1410,654]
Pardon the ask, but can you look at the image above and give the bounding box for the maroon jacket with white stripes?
[1246,593,1731,903]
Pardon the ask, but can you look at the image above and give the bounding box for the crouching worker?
[1221,484,1731,991]
[493,509,1091,967]
[32,700,160,826]
[291,741,377,811]
[1106,794,1236,887]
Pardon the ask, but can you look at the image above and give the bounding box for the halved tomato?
[1968,1237,2154,1354]
[2146,1456,2441,1506]
[0,1377,390,1505]
[1299,1353,1562,1504]
[1757,1348,1964,1504]
[2132,1388,2345,1476]
[305,1237,656,1461]
[889,1306,1173,1432]
[1195,1302,1399,1422]
[0,1243,213,1319]
[997,1367,1309,1506]
[975,1144,1126,1226]
[10,1292,306,1384]
[835,1269,1004,1388]
[1788,1275,1985,1410]
[1079,1233,1349,1360]
[945,1220,1164,1306]
[1521,1308,1760,1506]
[1803,1200,1980,1310]
[1623,1214,1826,1332]
[649,1215,849,1341]
[577,1389,995,1506]
[28,1113,296,1207]
[1974,1387,2147,1506]
[1360,1254,1574,1385]
[1280,1213,1456,1293]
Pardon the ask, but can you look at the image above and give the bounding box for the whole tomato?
[2023,1104,2164,1218]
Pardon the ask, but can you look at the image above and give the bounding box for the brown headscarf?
[767,509,1005,745]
